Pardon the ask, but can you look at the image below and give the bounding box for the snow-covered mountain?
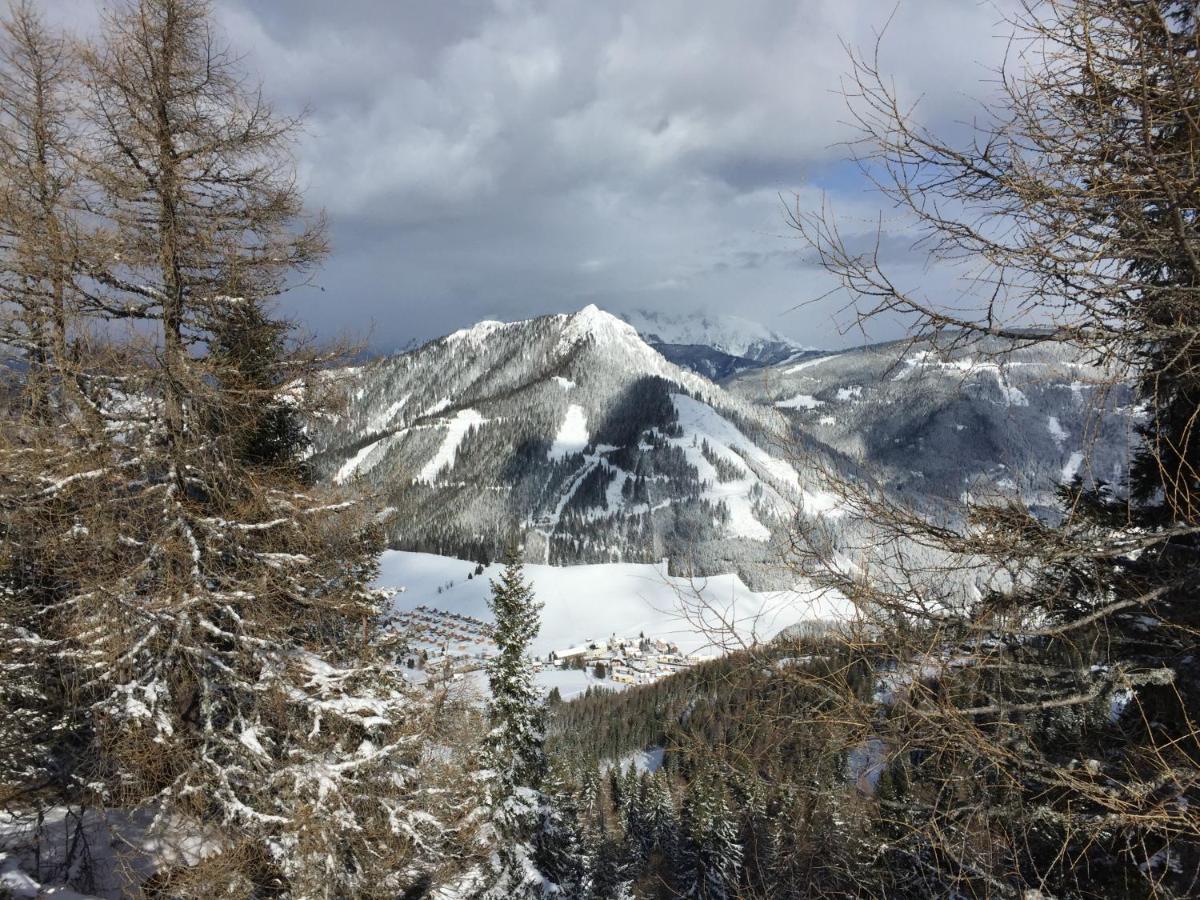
[619,308,806,361]
[724,336,1138,515]
[311,307,1138,588]
[309,305,816,587]
[618,308,809,378]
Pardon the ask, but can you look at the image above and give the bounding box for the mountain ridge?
[309,305,806,586]
[311,306,1137,589]
[614,307,810,379]
[617,307,808,362]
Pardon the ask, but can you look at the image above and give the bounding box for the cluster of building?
[393,606,490,658]
[543,635,705,686]
[392,607,707,691]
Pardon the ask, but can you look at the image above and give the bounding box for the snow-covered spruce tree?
[480,545,551,897]
[207,297,310,472]
[785,0,1200,894]
[612,767,677,897]
[644,769,678,858]
[2,1,474,894]
[618,765,649,866]
[675,770,741,900]
[585,816,633,900]
[531,764,590,898]
[729,772,772,897]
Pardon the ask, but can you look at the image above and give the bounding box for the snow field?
[549,404,589,460]
[376,550,849,657]
[775,393,824,410]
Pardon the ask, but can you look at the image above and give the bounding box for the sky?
[40,0,1018,352]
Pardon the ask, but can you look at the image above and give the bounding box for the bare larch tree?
[0,0,84,418]
[777,2,1200,897]
[0,1,480,895]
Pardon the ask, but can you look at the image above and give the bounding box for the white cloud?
[36,0,1019,349]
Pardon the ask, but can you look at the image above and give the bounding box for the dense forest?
[538,640,923,898]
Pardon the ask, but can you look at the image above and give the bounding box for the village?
[540,635,705,686]
[392,605,706,688]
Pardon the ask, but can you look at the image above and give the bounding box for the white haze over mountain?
[618,309,808,360]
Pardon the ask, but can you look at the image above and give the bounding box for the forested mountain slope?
[724,334,1138,516]
[309,306,820,586]
[311,313,1138,589]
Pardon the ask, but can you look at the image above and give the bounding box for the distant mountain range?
[723,338,1137,516]
[617,308,812,379]
[309,306,1136,588]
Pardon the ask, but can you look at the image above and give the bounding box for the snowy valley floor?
[375,550,846,699]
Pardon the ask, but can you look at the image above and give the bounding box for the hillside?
[308,306,822,587]
[724,334,1139,516]
[311,314,1138,590]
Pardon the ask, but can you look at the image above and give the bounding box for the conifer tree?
[676,771,742,900]
[482,544,549,896]
[485,545,546,795]
[531,766,590,898]
[586,817,632,900]
[622,769,652,863]
[644,770,678,854]
[603,764,618,808]
[618,764,648,865]
[730,774,772,896]
[208,297,308,471]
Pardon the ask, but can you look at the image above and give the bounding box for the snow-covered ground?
[1060,450,1085,483]
[776,393,824,410]
[605,746,665,774]
[785,353,842,374]
[534,666,618,701]
[1,806,217,900]
[333,435,388,484]
[376,550,847,656]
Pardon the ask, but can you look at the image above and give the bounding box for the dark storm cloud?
[38,0,1018,351]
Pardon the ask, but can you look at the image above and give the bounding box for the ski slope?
[549,404,589,460]
[415,409,484,483]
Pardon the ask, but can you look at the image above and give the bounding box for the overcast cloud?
[40,0,1016,351]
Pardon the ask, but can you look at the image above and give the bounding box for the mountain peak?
[561,303,641,346]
